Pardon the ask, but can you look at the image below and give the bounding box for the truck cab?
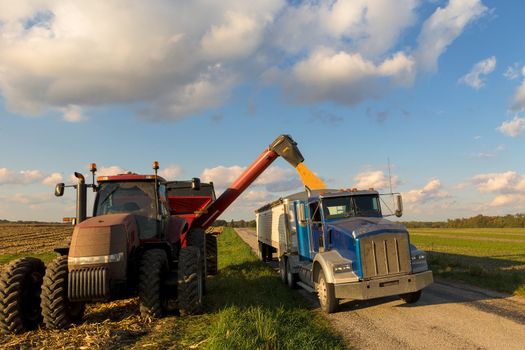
[256,189,433,313]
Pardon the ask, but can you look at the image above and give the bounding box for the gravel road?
[235,228,525,350]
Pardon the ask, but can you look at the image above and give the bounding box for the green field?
[409,228,525,295]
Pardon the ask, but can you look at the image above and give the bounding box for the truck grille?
[359,233,410,280]
[68,267,110,301]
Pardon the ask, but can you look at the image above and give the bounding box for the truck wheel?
[264,245,273,262]
[400,290,422,304]
[138,249,169,318]
[41,256,85,329]
[205,235,218,276]
[187,228,207,292]
[286,258,297,289]
[178,247,203,315]
[258,242,265,261]
[279,257,287,284]
[315,269,338,313]
[0,257,45,334]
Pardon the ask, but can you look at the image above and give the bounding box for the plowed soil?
[0,223,73,255]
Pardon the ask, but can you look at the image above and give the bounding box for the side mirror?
[191,177,201,190]
[298,203,306,226]
[395,194,403,217]
[55,183,65,197]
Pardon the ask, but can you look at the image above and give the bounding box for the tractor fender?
[167,215,188,245]
[312,250,348,284]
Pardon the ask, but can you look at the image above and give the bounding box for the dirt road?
[235,228,525,350]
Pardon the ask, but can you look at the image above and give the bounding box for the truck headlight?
[411,254,426,261]
[333,263,353,273]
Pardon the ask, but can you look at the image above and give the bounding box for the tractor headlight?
[68,252,124,265]
[333,262,353,274]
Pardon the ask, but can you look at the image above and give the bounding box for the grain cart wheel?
[178,247,203,315]
[205,235,218,276]
[279,257,287,284]
[286,258,297,289]
[0,257,45,334]
[187,228,207,292]
[399,290,422,304]
[41,256,85,329]
[315,269,338,313]
[138,249,169,318]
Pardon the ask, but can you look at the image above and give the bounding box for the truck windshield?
[94,181,158,239]
[322,195,381,220]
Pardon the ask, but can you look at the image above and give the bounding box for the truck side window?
[309,202,321,222]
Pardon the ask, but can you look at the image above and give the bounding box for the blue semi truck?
[255,188,433,313]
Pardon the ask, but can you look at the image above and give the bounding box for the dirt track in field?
[235,228,525,350]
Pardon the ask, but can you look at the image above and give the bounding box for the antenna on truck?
[387,157,393,195]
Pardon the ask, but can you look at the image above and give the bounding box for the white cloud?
[497,116,525,137]
[403,179,449,204]
[416,0,487,72]
[353,170,400,190]
[61,104,86,122]
[42,172,63,185]
[158,165,183,180]
[471,171,525,207]
[511,81,525,112]
[0,168,43,185]
[459,56,496,89]
[503,63,522,80]
[97,166,125,177]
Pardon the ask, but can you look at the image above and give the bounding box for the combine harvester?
[0,135,314,334]
[256,172,433,313]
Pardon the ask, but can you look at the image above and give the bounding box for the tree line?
[402,213,525,228]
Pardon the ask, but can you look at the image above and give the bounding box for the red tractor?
[0,135,306,334]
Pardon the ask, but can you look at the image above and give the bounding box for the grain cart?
[0,134,313,334]
[256,188,433,313]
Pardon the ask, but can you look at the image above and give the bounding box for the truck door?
[309,201,324,255]
[294,200,311,261]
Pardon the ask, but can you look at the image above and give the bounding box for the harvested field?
[0,223,73,255]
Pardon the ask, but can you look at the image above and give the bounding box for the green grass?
[132,228,347,350]
[409,228,525,296]
[0,251,57,265]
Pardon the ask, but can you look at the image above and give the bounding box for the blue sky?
[1,0,525,222]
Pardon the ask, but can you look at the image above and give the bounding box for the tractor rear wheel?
[41,256,85,329]
[205,235,218,276]
[187,228,207,291]
[178,247,203,315]
[138,249,169,318]
[0,257,45,334]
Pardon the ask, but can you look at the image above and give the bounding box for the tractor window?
[94,182,158,239]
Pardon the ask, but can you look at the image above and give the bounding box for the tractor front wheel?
[178,247,203,315]
[138,249,169,318]
[206,235,218,276]
[41,256,85,329]
[0,257,45,334]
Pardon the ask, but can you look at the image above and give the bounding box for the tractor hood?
[326,217,408,239]
[68,214,139,270]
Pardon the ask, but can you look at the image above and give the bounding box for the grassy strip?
[133,228,347,349]
[410,229,525,296]
[0,251,57,265]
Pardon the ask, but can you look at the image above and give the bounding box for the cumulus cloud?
[42,172,63,185]
[497,116,525,137]
[0,168,43,185]
[158,165,183,180]
[459,56,496,89]
[416,0,488,72]
[403,179,449,204]
[353,170,400,190]
[472,171,525,206]
[0,1,486,120]
[97,166,125,176]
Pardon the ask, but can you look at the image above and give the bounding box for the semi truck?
[256,188,433,313]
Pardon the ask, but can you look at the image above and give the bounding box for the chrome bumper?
[334,270,433,300]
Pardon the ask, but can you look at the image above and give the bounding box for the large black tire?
[0,257,45,334]
[315,269,338,313]
[400,290,422,304]
[178,247,203,316]
[138,249,169,318]
[187,228,207,291]
[41,256,85,329]
[205,235,218,276]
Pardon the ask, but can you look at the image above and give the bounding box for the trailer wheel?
[205,235,218,276]
[178,247,203,315]
[187,228,207,292]
[315,269,338,313]
[279,257,287,284]
[0,257,45,334]
[138,249,169,318]
[258,242,265,261]
[286,258,297,289]
[41,256,85,329]
[399,290,422,304]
